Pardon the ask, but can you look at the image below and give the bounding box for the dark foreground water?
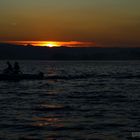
[0,61,140,140]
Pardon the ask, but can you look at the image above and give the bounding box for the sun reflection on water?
[31,103,65,128]
[31,115,63,128]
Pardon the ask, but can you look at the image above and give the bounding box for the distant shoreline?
[0,43,140,60]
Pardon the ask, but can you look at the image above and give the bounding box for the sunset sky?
[0,0,140,47]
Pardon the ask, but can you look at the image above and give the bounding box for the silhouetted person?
[38,71,44,78]
[3,61,13,74]
[14,62,21,74]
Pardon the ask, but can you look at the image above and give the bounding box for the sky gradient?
[0,0,140,47]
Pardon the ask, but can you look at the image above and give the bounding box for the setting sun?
[40,42,60,47]
[47,44,54,47]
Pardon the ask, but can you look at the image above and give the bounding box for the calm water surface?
[0,61,140,140]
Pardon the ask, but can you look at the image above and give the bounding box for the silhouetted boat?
[1,71,140,81]
[0,73,45,81]
[0,73,74,81]
[0,73,92,81]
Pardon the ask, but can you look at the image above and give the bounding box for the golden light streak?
[0,41,96,47]
[39,41,60,47]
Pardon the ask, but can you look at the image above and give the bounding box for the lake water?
[0,61,140,140]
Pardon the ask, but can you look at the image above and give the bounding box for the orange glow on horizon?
[0,41,96,47]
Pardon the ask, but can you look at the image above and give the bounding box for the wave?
[45,73,140,80]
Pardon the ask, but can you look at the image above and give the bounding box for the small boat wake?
[1,72,140,81]
[0,73,96,81]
